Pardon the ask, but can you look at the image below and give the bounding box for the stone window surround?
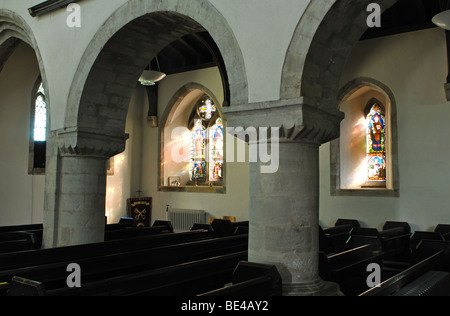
[28,75,46,175]
[330,77,400,197]
[158,83,226,194]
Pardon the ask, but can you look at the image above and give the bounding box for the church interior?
[2,0,450,298]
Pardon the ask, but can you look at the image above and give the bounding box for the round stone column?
[249,140,335,295]
[224,99,344,296]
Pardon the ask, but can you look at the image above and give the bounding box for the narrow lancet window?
[366,102,386,183]
[34,82,47,142]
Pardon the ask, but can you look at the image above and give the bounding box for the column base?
[282,279,344,296]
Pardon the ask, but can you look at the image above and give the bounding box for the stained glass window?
[187,97,224,184]
[190,119,207,181]
[199,98,216,120]
[30,80,47,172]
[34,83,47,142]
[209,118,223,182]
[366,103,386,182]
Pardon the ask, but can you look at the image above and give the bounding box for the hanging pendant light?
[139,56,166,86]
[433,10,450,30]
[433,1,450,30]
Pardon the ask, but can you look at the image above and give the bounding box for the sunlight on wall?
[105,153,126,224]
[349,117,368,187]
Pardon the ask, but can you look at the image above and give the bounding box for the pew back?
[1,234,248,292]
[9,251,249,296]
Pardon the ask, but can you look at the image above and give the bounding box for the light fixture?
[433,1,450,30]
[139,56,166,86]
[139,70,166,86]
[433,10,450,30]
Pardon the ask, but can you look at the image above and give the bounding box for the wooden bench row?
[0,218,249,256]
[319,219,450,295]
[0,218,255,296]
[10,251,248,296]
[8,257,283,297]
[319,243,384,296]
[1,223,280,296]
[360,239,450,296]
[199,261,282,296]
[320,219,411,261]
[0,219,165,254]
[0,231,247,292]
[3,226,282,296]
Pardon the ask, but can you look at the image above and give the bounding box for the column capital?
[54,127,129,158]
[224,98,344,145]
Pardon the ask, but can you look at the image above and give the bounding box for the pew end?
[198,261,282,296]
[334,219,360,228]
[8,276,45,296]
[152,220,174,233]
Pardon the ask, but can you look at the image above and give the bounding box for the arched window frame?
[330,78,399,197]
[188,96,224,185]
[28,76,47,175]
[159,84,226,194]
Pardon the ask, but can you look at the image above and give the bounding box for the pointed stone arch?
[0,9,50,126]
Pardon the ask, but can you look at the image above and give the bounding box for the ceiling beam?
[28,0,82,17]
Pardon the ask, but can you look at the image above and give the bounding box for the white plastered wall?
[0,42,44,225]
[1,0,310,132]
[320,28,450,232]
[106,67,250,224]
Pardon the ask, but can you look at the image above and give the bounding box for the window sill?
[159,185,226,194]
[28,168,45,176]
[331,188,399,197]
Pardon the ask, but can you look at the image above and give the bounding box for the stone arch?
[161,82,224,128]
[338,77,397,110]
[65,0,247,151]
[0,9,50,127]
[281,0,398,113]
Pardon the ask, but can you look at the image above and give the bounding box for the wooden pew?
[210,219,236,237]
[360,238,450,296]
[9,251,249,296]
[347,221,411,262]
[0,219,134,234]
[0,229,214,272]
[198,261,282,296]
[434,224,450,240]
[319,219,360,254]
[231,221,249,235]
[411,239,450,269]
[104,217,136,231]
[0,219,166,253]
[334,218,361,227]
[0,231,42,254]
[319,244,384,296]
[194,220,248,237]
[0,224,43,233]
[379,221,411,261]
[360,250,450,296]
[410,231,444,255]
[0,228,214,296]
[1,234,248,293]
[0,232,39,252]
[104,220,173,240]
